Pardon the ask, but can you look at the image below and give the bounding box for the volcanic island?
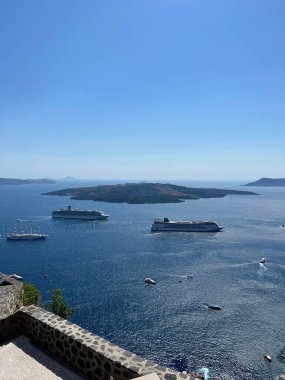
[44,182,258,204]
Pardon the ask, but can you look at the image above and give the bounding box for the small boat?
[260,258,266,264]
[208,304,222,311]
[144,278,156,285]
[186,275,194,279]
[263,353,272,362]
[9,274,23,281]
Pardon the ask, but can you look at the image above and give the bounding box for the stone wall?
[0,312,21,342]
[0,273,23,320]
[18,306,197,380]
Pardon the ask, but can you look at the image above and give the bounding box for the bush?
[46,289,75,320]
[23,282,41,306]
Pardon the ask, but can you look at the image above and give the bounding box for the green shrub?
[46,289,75,320]
[23,282,41,306]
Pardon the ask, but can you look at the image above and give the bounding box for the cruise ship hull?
[151,219,223,232]
[52,214,108,220]
[52,206,109,220]
[7,234,47,240]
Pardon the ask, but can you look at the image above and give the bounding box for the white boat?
[52,206,108,220]
[6,232,47,240]
[263,353,272,362]
[151,218,223,232]
[144,278,156,285]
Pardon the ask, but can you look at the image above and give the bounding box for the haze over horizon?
[1,1,285,180]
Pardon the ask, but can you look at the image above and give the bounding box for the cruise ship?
[151,218,223,232]
[6,232,47,240]
[52,206,109,220]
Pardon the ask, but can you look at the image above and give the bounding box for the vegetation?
[23,282,41,306]
[22,283,75,320]
[46,289,75,319]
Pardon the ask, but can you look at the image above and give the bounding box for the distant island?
[59,176,77,181]
[243,177,285,187]
[0,178,55,185]
[44,182,258,204]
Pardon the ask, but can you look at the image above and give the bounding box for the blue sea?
[0,180,285,380]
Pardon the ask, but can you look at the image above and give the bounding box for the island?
[243,177,285,186]
[43,182,258,204]
[0,178,55,185]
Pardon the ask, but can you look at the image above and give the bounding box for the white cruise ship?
[52,206,108,220]
[151,218,223,232]
[6,232,47,240]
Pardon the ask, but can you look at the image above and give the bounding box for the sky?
[0,0,285,180]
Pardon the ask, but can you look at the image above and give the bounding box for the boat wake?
[198,367,210,380]
[16,217,51,222]
[259,262,268,272]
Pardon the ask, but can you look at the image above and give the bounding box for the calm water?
[0,180,285,380]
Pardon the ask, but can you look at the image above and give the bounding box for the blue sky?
[0,0,284,180]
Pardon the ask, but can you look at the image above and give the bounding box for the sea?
[0,180,284,380]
